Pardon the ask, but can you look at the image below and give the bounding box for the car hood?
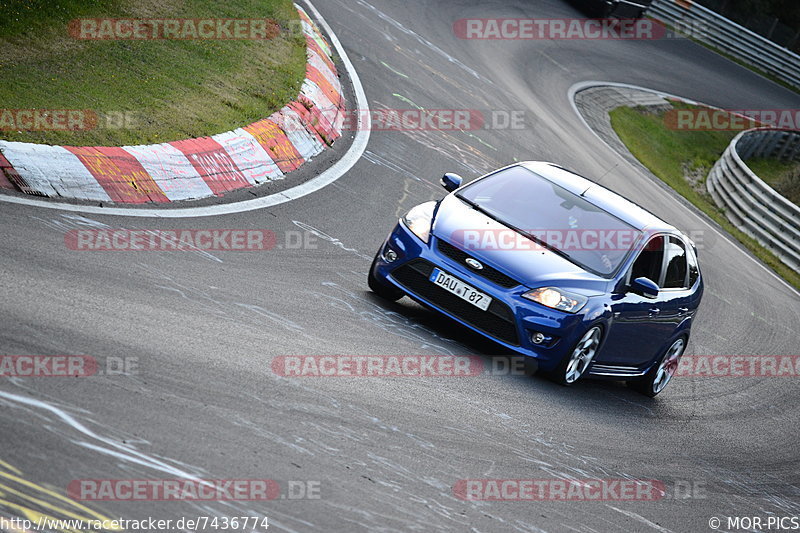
[431,194,610,293]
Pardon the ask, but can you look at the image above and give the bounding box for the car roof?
[519,161,678,234]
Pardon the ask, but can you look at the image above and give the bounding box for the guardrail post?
[707,128,800,272]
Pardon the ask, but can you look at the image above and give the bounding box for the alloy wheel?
[564,326,602,384]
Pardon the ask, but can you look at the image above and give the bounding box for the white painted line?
[568,80,800,298]
[0,389,212,481]
[0,0,370,218]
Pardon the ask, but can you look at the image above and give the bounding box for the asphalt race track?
[1,0,799,531]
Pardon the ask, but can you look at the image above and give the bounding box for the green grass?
[744,157,800,205]
[0,0,307,146]
[609,103,800,291]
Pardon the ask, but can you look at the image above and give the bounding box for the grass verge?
[609,103,800,291]
[0,0,306,146]
[745,158,800,205]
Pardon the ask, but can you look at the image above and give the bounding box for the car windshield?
[456,166,642,276]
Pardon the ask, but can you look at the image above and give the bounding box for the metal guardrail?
[707,128,800,272]
[647,0,800,89]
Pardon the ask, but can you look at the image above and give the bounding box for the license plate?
[429,268,492,311]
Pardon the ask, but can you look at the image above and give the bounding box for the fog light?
[385,249,398,262]
[531,332,546,345]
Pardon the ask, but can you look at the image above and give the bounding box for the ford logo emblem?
[465,257,483,270]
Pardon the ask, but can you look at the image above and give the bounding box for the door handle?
[649,307,661,315]
[678,307,690,315]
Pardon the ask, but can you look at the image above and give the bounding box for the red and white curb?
[0,4,344,205]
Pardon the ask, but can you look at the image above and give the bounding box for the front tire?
[630,337,686,397]
[550,326,602,385]
[368,254,404,301]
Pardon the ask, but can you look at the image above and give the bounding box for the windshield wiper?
[456,194,502,224]
[456,194,574,262]
[516,227,573,262]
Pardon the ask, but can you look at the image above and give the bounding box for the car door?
[656,236,695,334]
[598,235,676,367]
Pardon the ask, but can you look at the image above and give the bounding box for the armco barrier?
[707,128,800,271]
[647,0,800,89]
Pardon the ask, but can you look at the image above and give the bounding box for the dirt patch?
[682,162,711,196]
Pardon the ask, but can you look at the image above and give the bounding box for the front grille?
[391,259,520,346]
[436,239,520,288]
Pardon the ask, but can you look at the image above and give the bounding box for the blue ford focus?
[368,162,703,396]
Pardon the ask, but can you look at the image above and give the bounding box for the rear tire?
[368,254,404,301]
[629,337,686,397]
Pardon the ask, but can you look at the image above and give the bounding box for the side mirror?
[441,173,463,192]
[630,277,659,299]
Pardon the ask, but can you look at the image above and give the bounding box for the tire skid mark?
[291,221,372,261]
[353,0,489,84]
[0,386,274,523]
[140,270,314,341]
[317,280,466,355]
[370,101,498,175]
[30,213,223,264]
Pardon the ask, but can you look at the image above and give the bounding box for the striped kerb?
[65,146,168,203]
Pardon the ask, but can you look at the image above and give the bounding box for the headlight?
[522,287,588,313]
[402,201,437,243]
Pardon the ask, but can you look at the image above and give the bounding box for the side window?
[687,244,700,287]
[630,236,664,285]
[663,237,688,289]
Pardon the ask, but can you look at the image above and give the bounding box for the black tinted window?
[457,167,641,276]
[687,244,700,287]
[631,236,664,284]
[663,237,688,289]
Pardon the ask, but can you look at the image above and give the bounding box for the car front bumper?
[371,221,600,372]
